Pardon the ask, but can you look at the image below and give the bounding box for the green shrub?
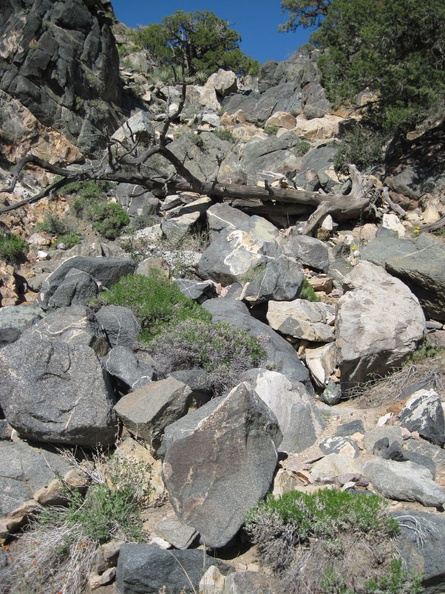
[0,229,28,263]
[35,210,70,236]
[93,270,211,341]
[264,125,280,136]
[244,488,420,594]
[299,278,320,302]
[213,128,236,143]
[70,186,129,240]
[334,125,386,171]
[1,453,151,594]
[148,318,267,394]
[295,140,311,156]
[52,231,82,249]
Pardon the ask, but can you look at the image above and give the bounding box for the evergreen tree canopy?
[134,10,259,81]
[281,0,445,134]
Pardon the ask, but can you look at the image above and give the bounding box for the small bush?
[36,210,71,236]
[299,278,320,302]
[213,128,236,143]
[148,318,267,394]
[1,453,151,594]
[92,270,211,341]
[244,488,420,594]
[0,229,28,263]
[70,186,129,240]
[334,125,386,171]
[264,125,280,136]
[52,231,82,249]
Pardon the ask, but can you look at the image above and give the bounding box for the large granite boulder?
[162,382,282,548]
[335,261,425,391]
[0,333,117,446]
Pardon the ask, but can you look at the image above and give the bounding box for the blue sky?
[110,1,312,63]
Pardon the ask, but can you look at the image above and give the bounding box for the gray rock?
[96,305,141,349]
[0,441,71,517]
[267,298,335,343]
[114,377,193,450]
[206,203,251,238]
[360,233,416,268]
[319,436,361,458]
[102,346,154,391]
[363,426,404,452]
[399,389,445,446]
[293,144,337,191]
[280,232,330,272]
[0,328,21,348]
[336,420,365,437]
[386,233,445,321]
[404,438,445,483]
[0,304,44,331]
[28,305,108,355]
[203,297,311,387]
[240,369,325,453]
[162,382,282,548]
[395,510,445,594]
[336,261,425,391]
[175,279,216,303]
[154,518,198,550]
[0,333,117,446]
[198,216,280,285]
[37,256,136,310]
[240,131,302,182]
[319,380,342,405]
[362,458,445,507]
[47,268,99,308]
[116,544,232,594]
[241,255,304,304]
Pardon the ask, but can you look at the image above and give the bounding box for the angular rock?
[240,369,324,453]
[395,510,445,594]
[37,256,136,310]
[206,69,238,96]
[241,255,304,303]
[154,518,198,550]
[175,279,216,303]
[336,261,425,391]
[114,377,193,450]
[398,389,445,446]
[363,426,404,452]
[47,267,99,308]
[162,382,282,548]
[280,232,330,272]
[203,297,311,387]
[102,346,154,392]
[0,304,44,332]
[0,441,71,517]
[310,453,361,483]
[305,342,337,387]
[96,305,141,349]
[117,544,232,593]
[206,203,251,238]
[319,380,342,405]
[198,216,280,285]
[363,459,445,507]
[28,305,108,355]
[319,436,361,458]
[267,299,335,343]
[0,333,117,446]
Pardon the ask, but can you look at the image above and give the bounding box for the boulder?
[198,216,280,285]
[37,256,136,310]
[175,279,216,303]
[102,346,154,392]
[0,304,44,332]
[398,389,445,446]
[279,232,330,272]
[162,382,282,548]
[335,261,425,391]
[28,305,108,355]
[96,305,141,349]
[241,255,305,304]
[395,510,445,594]
[240,132,302,182]
[206,69,238,97]
[305,343,337,387]
[114,377,193,450]
[46,268,99,309]
[240,369,325,453]
[0,333,117,446]
[203,297,311,386]
[267,299,335,343]
[362,459,445,507]
[116,544,232,594]
[0,441,71,517]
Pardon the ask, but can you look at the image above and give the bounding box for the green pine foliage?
[133,10,259,81]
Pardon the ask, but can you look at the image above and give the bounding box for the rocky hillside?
[1,1,445,593]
